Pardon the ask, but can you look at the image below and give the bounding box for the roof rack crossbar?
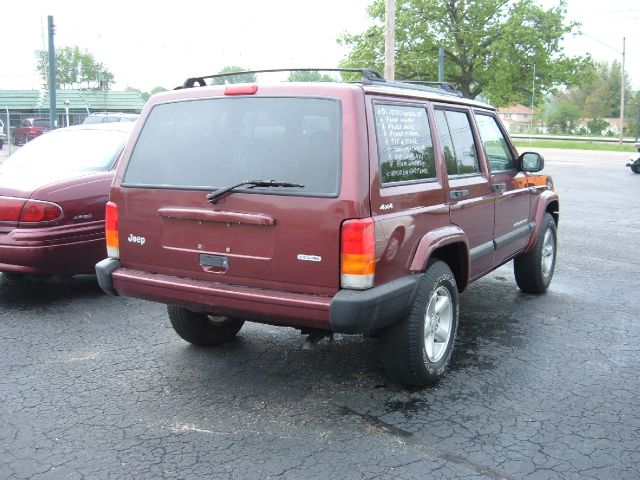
[177,68,385,89]
[175,68,464,98]
[368,79,464,97]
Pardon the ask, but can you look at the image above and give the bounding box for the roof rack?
[176,68,385,90]
[396,80,463,97]
[176,68,464,97]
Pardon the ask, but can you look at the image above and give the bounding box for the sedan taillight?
[19,200,63,223]
[0,196,62,224]
[0,197,26,222]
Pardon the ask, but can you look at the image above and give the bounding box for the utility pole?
[619,37,625,144]
[384,0,395,81]
[438,48,444,83]
[47,15,57,130]
[530,64,535,136]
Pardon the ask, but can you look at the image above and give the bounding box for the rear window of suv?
[123,97,341,196]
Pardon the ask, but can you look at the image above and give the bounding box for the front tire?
[381,261,459,387]
[167,305,244,346]
[631,164,640,174]
[514,212,557,294]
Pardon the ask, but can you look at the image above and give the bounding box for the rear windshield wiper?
[206,180,305,204]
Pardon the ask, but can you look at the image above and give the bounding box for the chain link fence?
[1,110,139,150]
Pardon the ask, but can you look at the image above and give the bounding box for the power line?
[581,33,622,54]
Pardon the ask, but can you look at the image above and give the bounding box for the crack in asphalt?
[335,404,515,480]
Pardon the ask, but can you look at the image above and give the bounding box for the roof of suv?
[160,68,493,110]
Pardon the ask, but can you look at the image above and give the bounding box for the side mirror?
[519,152,544,172]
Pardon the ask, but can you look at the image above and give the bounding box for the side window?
[434,109,480,176]
[373,103,436,184]
[474,113,516,171]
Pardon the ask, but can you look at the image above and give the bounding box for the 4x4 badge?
[380,203,394,210]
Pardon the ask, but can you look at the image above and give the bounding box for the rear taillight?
[105,201,119,258]
[341,218,375,290]
[19,200,62,222]
[0,197,26,222]
[0,196,62,223]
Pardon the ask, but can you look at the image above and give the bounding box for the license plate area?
[200,254,229,272]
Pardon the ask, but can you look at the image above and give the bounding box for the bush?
[587,118,608,135]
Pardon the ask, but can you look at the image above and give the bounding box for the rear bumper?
[0,223,105,274]
[96,258,421,333]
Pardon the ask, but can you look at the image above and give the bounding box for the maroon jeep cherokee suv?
[96,69,558,387]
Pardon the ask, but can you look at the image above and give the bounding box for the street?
[1,148,639,479]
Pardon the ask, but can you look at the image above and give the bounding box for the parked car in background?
[83,112,139,124]
[12,118,51,145]
[0,122,135,276]
[0,119,6,149]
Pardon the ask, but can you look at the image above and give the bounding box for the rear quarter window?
[373,103,436,185]
[123,97,342,196]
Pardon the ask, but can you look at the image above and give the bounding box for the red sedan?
[0,122,135,276]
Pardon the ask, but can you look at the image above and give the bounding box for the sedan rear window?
[0,129,128,174]
[123,97,341,196]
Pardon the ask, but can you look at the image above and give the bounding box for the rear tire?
[167,305,244,346]
[514,212,557,294]
[381,261,459,387]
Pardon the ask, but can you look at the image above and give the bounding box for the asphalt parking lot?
[1,148,639,479]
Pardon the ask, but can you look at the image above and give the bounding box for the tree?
[150,86,168,95]
[545,95,581,134]
[211,66,257,85]
[287,71,335,82]
[586,118,608,135]
[543,60,633,135]
[338,0,589,105]
[577,61,630,119]
[37,46,114,90]
[126,86,168,102]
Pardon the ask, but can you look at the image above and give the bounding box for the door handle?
[492,183,506,192]
[450,189,469,200]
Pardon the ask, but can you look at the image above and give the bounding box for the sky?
[0,0,638,93]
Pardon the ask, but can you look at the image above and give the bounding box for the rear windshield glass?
[123,97,341,196]
[82,116,105,124]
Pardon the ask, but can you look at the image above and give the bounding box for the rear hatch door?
[116,93,364,295]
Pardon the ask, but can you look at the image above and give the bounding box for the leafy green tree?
[126,86,169,102]
[578,61,630,119]
[586,118,608,135]
[545,95,581,134]
[150,86,168,95]
[338,0,589,105]
[544,60,633,136]
[287,71,335,82]
[626,90,640,141]
[211,66,257,85]
[37,46,114,90]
